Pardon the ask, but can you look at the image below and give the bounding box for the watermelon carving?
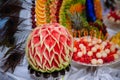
[26,23,73,73]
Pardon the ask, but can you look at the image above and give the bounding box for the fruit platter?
[72,36,120,67]
[104,10,120,32]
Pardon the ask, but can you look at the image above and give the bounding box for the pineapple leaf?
[67,11,87,30]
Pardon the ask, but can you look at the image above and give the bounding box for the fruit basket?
[72,36,120,67]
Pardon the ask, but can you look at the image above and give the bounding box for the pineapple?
[67,11,106,39]
[68,12,85,30]
[67,11,90,37]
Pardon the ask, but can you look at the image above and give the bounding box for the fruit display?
[72,36,120,65]
[104,10,120,31]
[59,0,108,40]
[35,0,47,25]
[59,0,85,28]
[26,23,73,78]
[31,0,108,40]
[68,12,107,40]
[89,20,107,36]
[111,31,120,47]
[1,0,120,79]
[35,0,63,26]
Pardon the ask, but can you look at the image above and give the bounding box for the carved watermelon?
[26,23,73,73]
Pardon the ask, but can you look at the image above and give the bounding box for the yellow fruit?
[69,3,85,14]
[111,32,120,46]
[94,0,103,19]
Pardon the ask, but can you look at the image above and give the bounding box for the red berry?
[31,7,35,11]
[79,57,85,63]
[103,55,114,63]
[31,11,35,15]
[73,53,79,61]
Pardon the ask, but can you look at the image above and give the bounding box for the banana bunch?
[111,32,120,46]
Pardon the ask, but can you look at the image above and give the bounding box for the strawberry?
[105,42,111,49]
[72,53,80,61]
[79,57,85,63]
[83,55,91,64]
[108,10,120,21]
[104,55,114,63]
